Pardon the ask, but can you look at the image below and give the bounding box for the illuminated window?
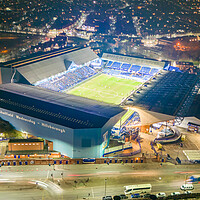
[29,143,31,145]
[14,144,16,146]
[18,144,20,145]
[33,143,35,145]
[25,144,28,145]
[21,144,24,145]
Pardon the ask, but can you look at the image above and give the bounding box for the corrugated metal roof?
[0,83,125,129]
[13,47,98,84]
[102,53,165,69]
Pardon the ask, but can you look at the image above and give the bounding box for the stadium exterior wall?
[0,107,106,158]
[0,67,12,84]
[73,128,102,158]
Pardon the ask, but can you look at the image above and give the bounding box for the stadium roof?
[0,83,125,129]
[1,46,98,68]
[129,107,175,126]
[186,94,200,119]
[102,53,165,69]
[123,71,199,123]
[2,47,99,85]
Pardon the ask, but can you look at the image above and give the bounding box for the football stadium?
[0,46,199,158]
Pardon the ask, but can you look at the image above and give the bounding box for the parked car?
[113,196,120,200]
[143,193,151,198]
[156,192,166,198]
[167,154,172,160]
[171,192,180,196]
[102,196,112,200]
[149,194,157,200]
[119,194,128,199]
[184,191,192,194]
[131,193,140,198]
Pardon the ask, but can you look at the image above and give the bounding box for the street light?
[105,178,107,197]
[185,173,188,185]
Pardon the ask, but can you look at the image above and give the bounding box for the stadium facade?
[0,46,199,158]
[0,47,126,158]
[0,83,126,158]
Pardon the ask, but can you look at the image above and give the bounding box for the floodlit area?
[67,74,142,105]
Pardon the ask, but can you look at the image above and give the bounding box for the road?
[0,163,200,199]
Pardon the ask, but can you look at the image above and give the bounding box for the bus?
[124,184,152,195]
[82,158,96,164]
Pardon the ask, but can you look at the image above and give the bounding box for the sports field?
[67,74,142,105]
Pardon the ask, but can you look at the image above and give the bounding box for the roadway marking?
[46,170,50,180]
[174,171,195,174]
[91,187,94,198]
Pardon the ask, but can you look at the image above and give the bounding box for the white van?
[180,184,194,190]
[156,193,166,198]
[171,192,180,196]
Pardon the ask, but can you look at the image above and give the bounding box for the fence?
[0,156,146,166]
[103,143,132,157]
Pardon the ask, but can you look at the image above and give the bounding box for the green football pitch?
[67,74,142,105]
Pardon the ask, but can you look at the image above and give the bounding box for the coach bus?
[124,184,152,195]
[82,158,96,164]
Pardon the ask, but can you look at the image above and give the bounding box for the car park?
[156,192,166,198]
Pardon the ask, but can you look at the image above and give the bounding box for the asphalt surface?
[0,162,200,199]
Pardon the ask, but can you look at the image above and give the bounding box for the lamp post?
[105,178,107,197]
[185,173,188,185]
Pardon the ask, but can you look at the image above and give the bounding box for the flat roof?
[9,139,44,143]
[0,83,125,129]
[183,150,200,161]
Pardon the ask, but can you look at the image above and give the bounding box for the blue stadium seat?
[111,62,121,70]
[35,66,96,92]
[129,65,141,73]
[120,63,131,72]
[150,68,159,75]
[140,67,151,75]
[106,61,113,67]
